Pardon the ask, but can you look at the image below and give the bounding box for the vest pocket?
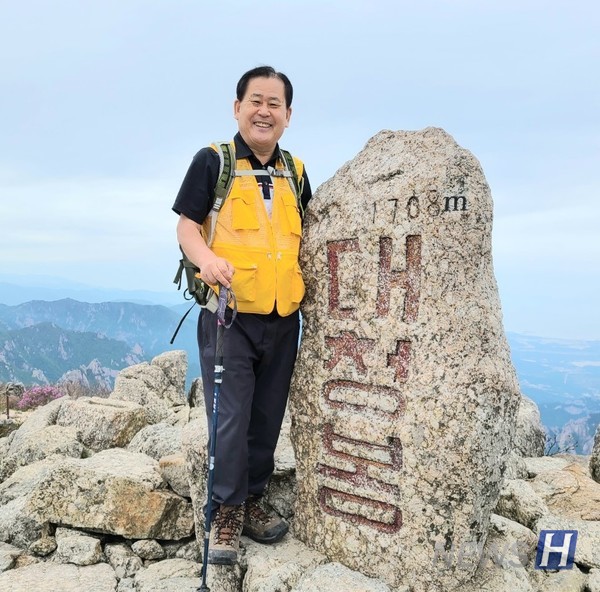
[232,264,257,302]
[231,194,260,230]
[281,193,302,236]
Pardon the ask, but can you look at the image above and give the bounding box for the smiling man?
[173,66,311,565]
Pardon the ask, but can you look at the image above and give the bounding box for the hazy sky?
[1,0,599,339]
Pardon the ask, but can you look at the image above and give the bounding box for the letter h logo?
[535,530,578,570]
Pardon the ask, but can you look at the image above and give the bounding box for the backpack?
[170,141,303,343]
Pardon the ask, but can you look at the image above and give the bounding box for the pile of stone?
[0,351,598,591]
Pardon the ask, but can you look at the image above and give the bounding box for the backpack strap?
[279,148,305,218]
[206,141,235,246]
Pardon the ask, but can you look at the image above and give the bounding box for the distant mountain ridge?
[508,332,600,454]
[0,322,143,387]
[0,299,200,388]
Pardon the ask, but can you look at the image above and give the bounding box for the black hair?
[236,66,293,107]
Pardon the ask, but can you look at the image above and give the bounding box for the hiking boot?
[207,503,245,565]
[242,495,289,544]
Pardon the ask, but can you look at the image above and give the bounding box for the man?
[173,66,311,565]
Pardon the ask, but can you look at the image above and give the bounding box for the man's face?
[234,76,291,159]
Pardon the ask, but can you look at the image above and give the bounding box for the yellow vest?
[202,149,305,316]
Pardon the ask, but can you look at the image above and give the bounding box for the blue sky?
[0,0,598,339]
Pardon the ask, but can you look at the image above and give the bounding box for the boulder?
[0,424,83,482]
[293,562,392,591]
[0,458,62,548]
[53,527,104,566]
[159,453,190,498]
[0,542,22,573]
[0,562,117,592]
[128,423,182,460]
[133,558,242,592]
[290,128,521,591]
[494,479,549,530]
[242,536,327,591]
[104,543,143,580]
[24,449,194,540]
[131,540,165,561]
[530,461,600,520]
[514,396,546,457]
[56,397,147,451]
[110,362,177,424]
[150,351,188,405]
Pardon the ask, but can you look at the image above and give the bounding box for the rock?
[29,535,57,556]
[110,365,169,424]
[528,566,589,592]
[504,451,529,480]
[0,424,83,481]
[0,420,20,439]
[589,568,600,592]
[133,558,242,592]
[0,562,117,592]
[188,378,203,409]
[242,536,327,591]
[530,461,600,520]
[129,423,182,461]
[159,453,190,498]
[181,415,208,536]
[110,361,182,424]
[494,479,549,530]
[294,562,391,591]
[150,351,188,405]
[0,542,22,573]
[0,399,72,481]
[56,397,147,451]
[161,538,201,562]
[0,458,61,548]
[591,426,600,483]
[290,128,521,591]
[53,528,104,566]
[24,449,194,540]
[131,540,165,561]
[457,514,537,592]
[523,455,573,478]
[514,396,546,457]
[104,543,143,579]
[117,577,136,592]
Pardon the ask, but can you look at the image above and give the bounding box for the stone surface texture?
[514,395,546,457]
[591,426,600,483]
[290,127,521,591]
[24,449,194,540]
[56,396,147,451]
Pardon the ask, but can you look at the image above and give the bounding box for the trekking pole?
[198,284,237,592]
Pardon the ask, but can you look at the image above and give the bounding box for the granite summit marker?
[289,128,521,591]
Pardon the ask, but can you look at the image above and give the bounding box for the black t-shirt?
[172,132,312,225]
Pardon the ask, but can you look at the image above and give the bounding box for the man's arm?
[176,214,234,289]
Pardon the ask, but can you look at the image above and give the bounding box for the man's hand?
[200,255,235,289]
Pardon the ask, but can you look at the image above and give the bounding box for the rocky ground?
[1,351,599,591]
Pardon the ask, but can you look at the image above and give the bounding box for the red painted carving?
[325,331,375,375]
[318,424,403,532]
[387,340,411,382]
[327,239,360,318]
[376,235,422,322]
